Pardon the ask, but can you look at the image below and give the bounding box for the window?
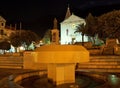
[0,30,4,35]
[72,24,76,28]
[1,23,4,26]
[52,33,56,42]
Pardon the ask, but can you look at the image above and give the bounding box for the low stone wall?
[0,76,9,88]
[77,72,107,81]
[0,75,24,88]
[88,49,102,55]
[14,70,47,84]
[23,51,47,70]
[114,46,120,55]
[0,69,47,88]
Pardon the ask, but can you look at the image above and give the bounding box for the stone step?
[0,62,23,64]
[0,59,22,62]
[79,62,119,65]
[89,56,120,63]
[0,65,23,69]
[76,68,120,73]
[0,56,23,69]
[77,56,120,73]
[0,57,22,60]
[0,60,22,62]
[0,63,23,68]
[0,60,23,63]
[78,64,120,69]
[90,56,120,60]
[90,59,120,62]
[0,59,23,64]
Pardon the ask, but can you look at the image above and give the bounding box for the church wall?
[60,20,88,44]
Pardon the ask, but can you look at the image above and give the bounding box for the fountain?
[24,45,89,86]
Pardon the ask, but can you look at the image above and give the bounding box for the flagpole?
[20,22,22,30]
[15,24,17,30]
[20,22,22,36]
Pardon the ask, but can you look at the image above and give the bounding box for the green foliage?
[74,23,85,35]
[80,11,120,42]
[85,13,98,37]
[97,10,120,40]
[9,32,21,47]
[20,30,40,46]
[74,13,98,45]
[74,23,86,45]
[9,30,40,47]
[0,41,11,50]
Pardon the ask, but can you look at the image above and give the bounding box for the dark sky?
[1,0,120,37]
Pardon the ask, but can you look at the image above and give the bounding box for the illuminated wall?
[0,16,6,39]
[60,14,88,44]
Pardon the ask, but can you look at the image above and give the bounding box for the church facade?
[60,7,88,45]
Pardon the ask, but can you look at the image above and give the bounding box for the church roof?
[64,6,71,20]
[61,14,85,24]
[0,16,6,22]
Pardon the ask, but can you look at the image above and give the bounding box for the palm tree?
[74,23,86,45]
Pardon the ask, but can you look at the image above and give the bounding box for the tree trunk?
[82,34,84,46]
[92,37,96,45]
[15,47,17,52]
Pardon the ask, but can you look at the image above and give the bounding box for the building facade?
[0,16,6,40]
[0,16,15,41]
[60,7,88,45]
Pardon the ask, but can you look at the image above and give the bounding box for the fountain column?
[48,63,75,85]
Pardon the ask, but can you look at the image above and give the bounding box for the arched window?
[0,29,4,35]
[52,33,56,42]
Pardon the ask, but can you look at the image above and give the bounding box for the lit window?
[72,24,76,28]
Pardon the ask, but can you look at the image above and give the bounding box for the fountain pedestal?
[48,63,75,85]
[24,45,89,85]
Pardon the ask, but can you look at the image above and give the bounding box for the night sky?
[0,0,120,37]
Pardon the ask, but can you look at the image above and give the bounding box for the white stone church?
[60,7,88,45]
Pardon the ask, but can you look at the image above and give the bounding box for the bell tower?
[51,18,59,44]
[0,16,6,29]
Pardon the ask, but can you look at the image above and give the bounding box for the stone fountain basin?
[23,45,89,85]
[34,45,89,63]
